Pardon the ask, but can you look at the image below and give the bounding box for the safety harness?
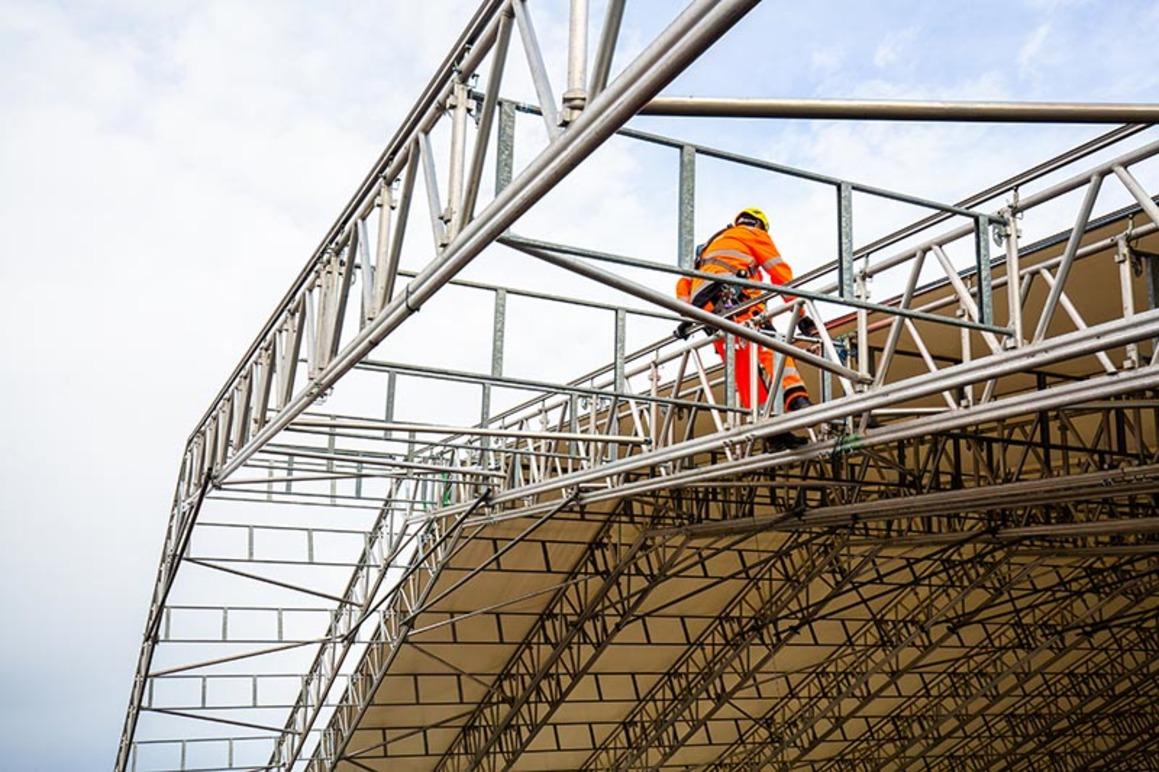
[690,227,761,318]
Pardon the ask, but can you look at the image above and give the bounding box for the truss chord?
[120,3,1159,770]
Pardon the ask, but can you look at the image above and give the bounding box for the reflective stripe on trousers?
[713,337,807,411]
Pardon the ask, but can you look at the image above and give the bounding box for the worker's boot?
[786,393,812,413]
[765,432,807,451]
[765,391,812,452]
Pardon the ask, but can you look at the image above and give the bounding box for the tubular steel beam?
[187,0,509,443]
[122,3,1159,769]
[641,96,1159,123]
[507,237,872,382]
[500,233,1011,336]
[301,3,766,770]
[665,463,1159,539]
[429,311,1159,517]
[215,0,762,487]
[114,5,510,765]
[589,0,624,98]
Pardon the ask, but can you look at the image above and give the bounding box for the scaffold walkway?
[118,2,1159,771]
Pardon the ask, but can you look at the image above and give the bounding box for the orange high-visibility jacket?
[675,224,792,306]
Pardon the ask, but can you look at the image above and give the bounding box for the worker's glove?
[674,320,695,340]
[796,315,819,338]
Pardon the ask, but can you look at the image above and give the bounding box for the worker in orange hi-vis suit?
[674,208,814,443]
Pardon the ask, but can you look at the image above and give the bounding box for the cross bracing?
[118,2,1159,771]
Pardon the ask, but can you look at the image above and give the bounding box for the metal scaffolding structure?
[118,2,1159,770]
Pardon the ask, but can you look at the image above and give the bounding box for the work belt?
[690,280,730,311]
[690,279,763,321]
[691,252,752,309]
[690,247,782,322]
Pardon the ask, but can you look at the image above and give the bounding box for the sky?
[1,1,1158,769]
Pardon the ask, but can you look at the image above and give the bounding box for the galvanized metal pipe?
[184,0,508,443]
[858,219,1159,337]
[805,138,1159,303]
[453,310,1159,512]
[216,0,763,485]
[510,238,869,382]
[463,355,1159,526]
[512,0,561,137]
[796,124,1151,283]
[1032,173,1104,343]
[419,131,448,249]
[1112,163,1159,228]
[291,417,646,444]
[588,0,624,98]
[445,80,470,242]
[371,182,393,315]
[461,9,514,224]
[641,96,1159,123]
[500,234,1008,335]
[562,0,589,120]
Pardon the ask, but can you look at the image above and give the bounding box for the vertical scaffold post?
[495,100,515,195]
[614,308,626,393]
[492,288,507,379]
[837,181,854,299]
[958,304,973,406]
[1003,207,1022,345]
[1145,246,1159,356]
[383,372,396,441]
[483,288,507,453]
[372,181,394,319]
[679,145,696,270]
[974,214,993,325]
[446,80,469,242]
[855,268,869,385]
[561,0,589,124]
[568,393,580,463]
[1116,237,1139,368]
[724,334,737,417]
[748,338,758,422]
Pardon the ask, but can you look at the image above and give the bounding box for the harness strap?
[698,256,750,275]
[702,248,756,268]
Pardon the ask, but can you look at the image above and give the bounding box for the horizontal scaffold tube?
[666,464,1159,538]
[508,237,871,383]
[462,357,1159,527]
[215,0,762,486]
[431,309,1159,518]
[642,97,1159,123]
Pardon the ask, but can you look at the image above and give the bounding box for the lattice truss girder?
[117,1,1159,771]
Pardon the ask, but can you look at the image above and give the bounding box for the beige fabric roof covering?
[332,207,1159,770]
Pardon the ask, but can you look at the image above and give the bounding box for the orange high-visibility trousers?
[713,336,805,410]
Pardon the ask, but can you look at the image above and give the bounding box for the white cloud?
[1017,22,1052,75]
[872,27,916,69]
[0,1,478,767]
[2,1,1158,768]
[1023,0,1091,10]
[810,47,843,74]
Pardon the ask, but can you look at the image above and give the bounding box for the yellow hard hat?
[735,207,769,231]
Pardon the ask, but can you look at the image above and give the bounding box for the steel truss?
[118,2,1159,771]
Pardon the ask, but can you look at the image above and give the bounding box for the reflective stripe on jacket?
[674,224,791,306]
